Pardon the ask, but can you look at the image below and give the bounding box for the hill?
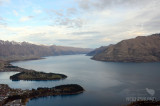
[92,34,160,62]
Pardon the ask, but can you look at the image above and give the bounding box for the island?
[10,71,67,81]
[0,84,84,106]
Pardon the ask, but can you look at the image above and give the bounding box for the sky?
[0,0,160,48]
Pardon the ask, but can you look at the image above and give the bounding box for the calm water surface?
[0,55,160,106]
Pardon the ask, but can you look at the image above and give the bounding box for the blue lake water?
[0,55,160,106]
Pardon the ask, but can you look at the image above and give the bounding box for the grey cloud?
[0,16,4,21]
[97,0,160,39]
[67,8,77,15]
[144,19,160,32]
[128,1,160,33]
[48,9,63,17]
[47,8,83,28]
[57,39,73,42]
[47,8,77,18]
[0,21,7,26]
[0,0,9,5]
[144,12,160,31]
[77,0,154,10]
[0,16,7,26]
[54,18,83,28]
[71,31,100,35]
[28,16,34,18]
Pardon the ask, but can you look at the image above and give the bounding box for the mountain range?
[1,33,160,63]
[0,40,91,61]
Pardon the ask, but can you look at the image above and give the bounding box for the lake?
[0,55,160,106]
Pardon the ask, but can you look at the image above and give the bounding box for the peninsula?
[0,84,84,106]
[0,61,34,72]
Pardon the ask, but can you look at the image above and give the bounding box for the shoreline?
[0,56,84,106]
[0,56,45,72]
[8,57,45,63]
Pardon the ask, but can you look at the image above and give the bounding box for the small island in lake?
[10,71,67,81]
[0,84,84,106]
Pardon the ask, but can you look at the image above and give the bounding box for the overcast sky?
[0,0,160,48]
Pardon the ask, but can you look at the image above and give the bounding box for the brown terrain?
[92,34,160,62]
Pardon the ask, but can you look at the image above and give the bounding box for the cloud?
[0,0,10,5]
[53,17,84,28]
[76,0,160,43]
[77,0,152,11]
[0,16,4,21]
[71,31,100,35]
[57,39,73,42]
[20,16,34,22]
[49,9,64,17]
[67,8,77,15]
[0,24,107,47]
[0,16,7,26]
[46,8,84,28]
[61,18,83,28]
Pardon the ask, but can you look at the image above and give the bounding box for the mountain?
[86,46,109,56]
[0,40,92,61]
[92,34,160,62]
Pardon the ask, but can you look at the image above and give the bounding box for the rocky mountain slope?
[92,34,160,62]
